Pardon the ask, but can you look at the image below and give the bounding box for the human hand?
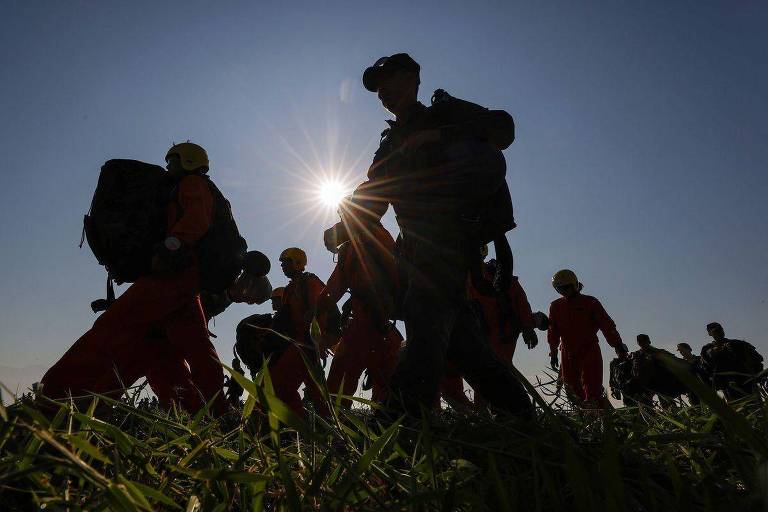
[522,328,538,349]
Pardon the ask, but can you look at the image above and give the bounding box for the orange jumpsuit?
[269,272,326,416]
[443,270,535,407]
[439,363,472,406]
[322,224,401,407]
[469,273,535,364]
[547,293,622,403]
[41,175,225,414]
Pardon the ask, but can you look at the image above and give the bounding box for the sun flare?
[317,180,348,209]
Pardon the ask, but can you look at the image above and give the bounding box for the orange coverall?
[41,175,225,414]
[269,271,326,416]
[547,293,622,403]
[322,224,401,407]
[442,269,535,406]
[469,272,535,363]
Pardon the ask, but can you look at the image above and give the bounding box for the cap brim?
[362,66,386,92]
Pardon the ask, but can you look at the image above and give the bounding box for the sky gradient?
[1,1,766,402]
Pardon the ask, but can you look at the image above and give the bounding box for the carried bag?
[189,178,248,294]
[83,159,171,283]
[428,89,515,245]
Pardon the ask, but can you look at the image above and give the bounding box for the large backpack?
[84,159,247,297]
[234,313,289,375]
[83,159,171,284]
[427,89,515,245]
[188,178,248,294]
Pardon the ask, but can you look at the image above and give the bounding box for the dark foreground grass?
[1,355,767,511]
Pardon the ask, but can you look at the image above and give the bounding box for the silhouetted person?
[701,322,763,401]
[323,53,532,418]
[225,358,245,407]
[548,269,627,408]
[629,334,683,408]
[676,342,705,405]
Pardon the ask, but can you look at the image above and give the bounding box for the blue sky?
[1,1,766,400]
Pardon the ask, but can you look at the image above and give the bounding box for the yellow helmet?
[552,269,579,289]
[271,286,285,299]
[165,142,209,173]
[279,247,307,271]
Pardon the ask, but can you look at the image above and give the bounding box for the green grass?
[1,359,766,511]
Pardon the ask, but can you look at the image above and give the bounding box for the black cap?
[637,334,651,344]
[363,53,420,92]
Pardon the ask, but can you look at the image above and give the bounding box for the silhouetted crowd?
[37,53,765,421]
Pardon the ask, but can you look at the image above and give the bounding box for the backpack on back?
[192,178,248,294]
[84,159,247,297]
[83,159,171,283]
[428,89,515,245]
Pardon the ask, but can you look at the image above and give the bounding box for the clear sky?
[1,1,766,401]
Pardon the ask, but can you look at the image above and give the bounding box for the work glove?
[522,328,538,349]
[549,354,559,372]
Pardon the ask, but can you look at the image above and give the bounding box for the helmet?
[552,269,579,290]
[279,247,307,271]
[271,286,285,299]
[242,251,271,277]
[165,142,209,173]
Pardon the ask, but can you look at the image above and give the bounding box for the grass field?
[1,355,766,511]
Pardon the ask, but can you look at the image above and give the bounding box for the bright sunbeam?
[317,179,348,209]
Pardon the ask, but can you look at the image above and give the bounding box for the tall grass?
[1,358,766,511]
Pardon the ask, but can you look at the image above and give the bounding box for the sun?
[317,180,348,209]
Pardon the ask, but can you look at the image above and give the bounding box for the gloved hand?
[550,353,559,371]
[522,328,538,349]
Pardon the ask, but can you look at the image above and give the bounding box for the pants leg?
[580,345,605,403]
[560,349,586,402]
[164,296,224,414]
[117,335,193,408]
[326,334,368,408]
[41,269,199,400]
[268,346,306,416]
[448,305,532,414]
[369,323,402,403]
[388,295,457,415]
[493,337,517,365]
[440,372,471,407]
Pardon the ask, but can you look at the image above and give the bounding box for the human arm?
[547,303,560,369]
[324,179,390,252]
[168,175,214,246]
[508,278,537,349]
[492,235,514,292]
[592,298,628,358]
